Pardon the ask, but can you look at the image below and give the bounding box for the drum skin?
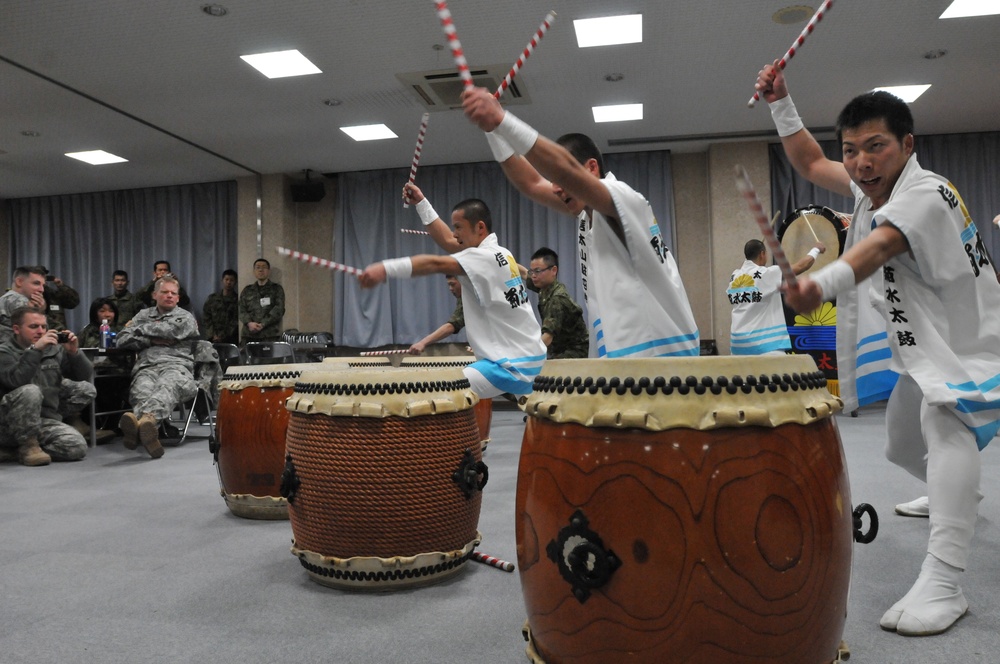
[517,357,852,664]
[215,384,292,519]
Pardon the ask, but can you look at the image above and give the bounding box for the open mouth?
[859,176,880,187]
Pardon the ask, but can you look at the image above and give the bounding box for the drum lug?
[852,502,879,544]
[452,449,489,499]
[208,437,220,460]
[279,454,301,504]
[546,510,621,603]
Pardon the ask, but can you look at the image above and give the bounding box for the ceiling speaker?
[290,181,326,202]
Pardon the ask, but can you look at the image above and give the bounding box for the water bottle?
[100,319,111,351]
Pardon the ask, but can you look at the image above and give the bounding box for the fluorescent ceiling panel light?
[592,103,643,123]
[65,150,128,165]
[340,124,398,141]
[872,84,931,102]
[940,0,1000,18]
[573,14,642,47]
[240,49,321,78]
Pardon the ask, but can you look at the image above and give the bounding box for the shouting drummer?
[359,187,546,400]
[756,62,1000,636]
[728,238,824,355]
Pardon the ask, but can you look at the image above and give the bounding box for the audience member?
[78,298,122,348]
[239,259,285,344]
[408,274,466,354]
[0,306,94,466]
[203,269,239,345]
[138,260,191,310]
[525,247,589,359]
[108,269,144,325]
[40,267,80,332]
[116,276,199,459]
[0,266,48,344]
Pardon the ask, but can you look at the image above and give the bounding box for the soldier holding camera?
[0,306,94,466]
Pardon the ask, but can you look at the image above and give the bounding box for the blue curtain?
[335,151,676,348]
[5,181,237,332]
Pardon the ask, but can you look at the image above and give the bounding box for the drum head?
[776,206,849,275]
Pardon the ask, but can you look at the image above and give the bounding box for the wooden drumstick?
[735,165,798,285]
[803,214,821,242]
[471,550,515,572]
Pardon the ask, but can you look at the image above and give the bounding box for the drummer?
[359,188,546,400]
[728,238,824,355]
[756,62,1000,636]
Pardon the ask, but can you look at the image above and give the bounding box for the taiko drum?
[400,355,493,450]
[517,356,852,664]
[282,367,486,590]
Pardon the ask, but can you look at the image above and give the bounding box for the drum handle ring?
[279,454,302,505]
[547,510,622,603]
[452,449,489,499]
[852,503,879,544]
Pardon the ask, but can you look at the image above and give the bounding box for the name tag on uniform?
[260,297,271,307]
[50,304,61,311]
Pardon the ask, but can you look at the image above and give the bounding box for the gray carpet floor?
[2,405,999,663]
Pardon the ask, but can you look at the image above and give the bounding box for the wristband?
[415,198,439,226]
[382,257,413,280]
[492,112,539,156]
[769,95,805,137]
[807,247,821,260]
[485,131,515,162]
[810,259,854,301]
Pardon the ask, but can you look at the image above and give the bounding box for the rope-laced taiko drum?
[400,355,493,451]
[214,362,344,519]
[282,367,486,590]
[517,355,851,664]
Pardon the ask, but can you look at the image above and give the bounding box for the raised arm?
[402,183,463,254]
[755,61,853,198]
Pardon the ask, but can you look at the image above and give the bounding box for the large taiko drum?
[400,355,493,450]
[517,356,851,664]
[282,367,486,590]
[214,362,347,519]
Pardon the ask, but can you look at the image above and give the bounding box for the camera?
[56,331,71,343]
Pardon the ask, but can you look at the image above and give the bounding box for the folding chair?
[243,341,296,365]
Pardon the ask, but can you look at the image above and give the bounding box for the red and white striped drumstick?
[471,551,515,572]
[748,0,834,108]
[277,246,362,276]
[734,166,798,286]
[434,1,474,88]
[494,11,557,100]
[403,113,430,209]
[359,349,410,356]
[401,228,430,235]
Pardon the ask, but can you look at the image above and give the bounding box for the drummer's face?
[841,118,913,210]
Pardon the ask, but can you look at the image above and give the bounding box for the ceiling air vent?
[396,64,531,111]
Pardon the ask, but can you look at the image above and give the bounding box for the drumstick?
[494,11,557,100]
[471,551,515,572]
[748,0,834,108]
[276,247,363,276]
[403,113,430,209]
[434,1,474,88]
[401,228,430,235]
[803,214,821,242]
[735,166,798,286]
[359,349,410,356]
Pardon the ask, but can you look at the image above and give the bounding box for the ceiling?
[2,0,999,199]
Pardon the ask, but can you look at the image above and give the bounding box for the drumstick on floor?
[471,550,515,572]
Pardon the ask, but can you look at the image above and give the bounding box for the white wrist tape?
[807,247,821,260]
[382,257,413,279]
[415,198,439,226]
[485,131,516,162]
[810,259,854,301]
[769,95,805,137]
[493,112,539,156]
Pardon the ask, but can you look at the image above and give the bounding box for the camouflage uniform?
[108,290,144,325]
[43,281,80,331]
[78,322,123,349]
[239,281,285,343]
[447,300,465,334]
[536,280,589,359]
[116,305,199,422]
[137,280,192,310]
[202,291,239,344]
[0,290,30,344]
[0,338,94,461]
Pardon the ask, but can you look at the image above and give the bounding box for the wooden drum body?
[283,367,486,590]
[215,363,340,519]
[518,356,851,664]
[400,355,493,449]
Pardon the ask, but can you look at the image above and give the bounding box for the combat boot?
[119,412,140,450]
[137,413,164,459]
[64,414,91,437]
[19,438,51,466]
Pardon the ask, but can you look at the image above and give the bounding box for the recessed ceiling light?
[65,150,128,165]
[592,103,643,123]
[923,49,947,59]
[240,50,322,79]
[940,0,1000,18]
[772,5,814,25]
[201,4,227,17]
[340,124,398,141]
[604,73,625,83]
[322,98,343,107]
[872,85,931,102]
[574,14,642,48]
